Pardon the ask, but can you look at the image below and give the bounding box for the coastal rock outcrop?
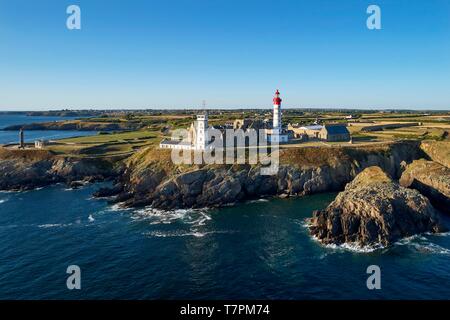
[109,141,425,209]
[420,141,450,168]
[0,148,117,191]
[309,166,447,247]
[400,159,450,214]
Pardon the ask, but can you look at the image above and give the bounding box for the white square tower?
[195,113,208,150]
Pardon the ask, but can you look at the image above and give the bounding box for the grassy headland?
[1,109,448,161]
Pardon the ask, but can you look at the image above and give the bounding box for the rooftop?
[323,125,350,135]
[300,125,323,130]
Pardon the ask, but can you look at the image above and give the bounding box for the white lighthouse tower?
[273,89,282,134]
[266,89,288,143]
[195,112,208,150]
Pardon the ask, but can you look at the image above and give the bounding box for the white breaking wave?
[309,233,385,253]
[396,235,450,255]
[131,207,212,227]
[300,218,312,228]
[107,203,133,212]
[143,230,233,238]
[88,215,95,222]
[410,243,450,255]
[309,232,450,255]
[247,198,269,204]
[187,211,212,227]
[324,242,385,253]
[425,231,450,237]
[0,199,8,204]
[38,223,73,229]
[395,234,428,245]
[0,190,17,194]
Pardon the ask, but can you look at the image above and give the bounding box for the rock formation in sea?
[400,159,450,214]
[309,166,447,248]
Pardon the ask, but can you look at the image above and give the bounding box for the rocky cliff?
[0,148,118,191]
[420,141,450,168]
[107,141,425,209]
[309,166,447,248]
[400,159,450,214]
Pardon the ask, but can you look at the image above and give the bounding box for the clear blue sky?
[0,0,449,110]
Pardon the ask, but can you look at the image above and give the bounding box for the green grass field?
[48,130,160,158]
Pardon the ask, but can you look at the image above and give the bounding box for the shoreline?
[1,139,449,250]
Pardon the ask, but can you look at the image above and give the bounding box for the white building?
[288,124,323,139]
[160,89,290,150]
[34,140,46,149]
[159,113,209,150]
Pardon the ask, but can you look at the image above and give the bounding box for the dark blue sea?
[0,183,449,300]
[0,115,95,144]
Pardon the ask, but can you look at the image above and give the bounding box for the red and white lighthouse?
[273,89,282,133]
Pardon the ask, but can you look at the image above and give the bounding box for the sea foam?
[38,223,73,229]
[143,230,233,238]
[131,206,212,227]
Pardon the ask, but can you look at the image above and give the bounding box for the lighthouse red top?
[273,89,282,105]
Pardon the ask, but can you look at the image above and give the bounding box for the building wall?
[305,129,321,139]
[319,129,350,142]
[159,143,193,150]
[195,115,208,150]
[267,134,288,143]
